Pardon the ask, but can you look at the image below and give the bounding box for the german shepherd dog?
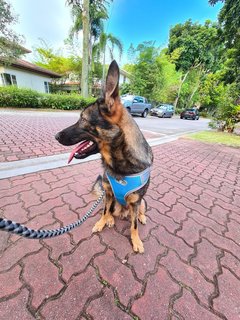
[55,61,153,253]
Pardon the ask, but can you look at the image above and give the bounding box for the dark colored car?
[180,108,200,120]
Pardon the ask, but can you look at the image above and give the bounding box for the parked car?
[180,108,200,120]
[150,104,174,118]
[120,94,152,118]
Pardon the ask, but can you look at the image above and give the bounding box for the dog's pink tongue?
[67,141,89,164]
[68,145,80,164]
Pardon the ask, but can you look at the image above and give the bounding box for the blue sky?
[10,0,223,66]
[107,0,223,51]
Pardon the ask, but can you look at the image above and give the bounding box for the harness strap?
[106,167,150,206]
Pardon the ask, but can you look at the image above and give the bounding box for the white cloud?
[9,0,83,60]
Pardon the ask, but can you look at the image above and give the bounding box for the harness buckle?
[116,179,127,186]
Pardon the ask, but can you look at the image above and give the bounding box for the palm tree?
[66,0,112,96]
[66,0,111,57]
[93,32,123,88]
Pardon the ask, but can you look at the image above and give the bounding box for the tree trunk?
[81,0,90,98]
[88,36,93,95]
[189,83,200,105]
[101,44,106,91]
[174,70,189,109]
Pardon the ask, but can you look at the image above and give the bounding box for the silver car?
[150,104,174,118]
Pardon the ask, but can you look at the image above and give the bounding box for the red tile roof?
[10,59,62,78]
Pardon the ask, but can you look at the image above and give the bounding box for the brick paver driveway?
[0,110,75,162]
[1,138,240,319]
[0,110,162,162]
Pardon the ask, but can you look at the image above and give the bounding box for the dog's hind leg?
[138,198,147,225]
[127,194,144,253]
[92,192,115,233]
[129,203,144,253]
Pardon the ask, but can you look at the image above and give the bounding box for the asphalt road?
[0,109,210,139]
[134,115,210,136]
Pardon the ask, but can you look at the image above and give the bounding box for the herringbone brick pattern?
[1,139,240,319]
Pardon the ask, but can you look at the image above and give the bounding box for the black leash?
[0,191,104,239]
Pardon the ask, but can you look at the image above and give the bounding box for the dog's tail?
[92,175,104,198]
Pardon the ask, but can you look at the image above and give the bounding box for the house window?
[11,75,17,85]
[44,81,49,93]
[0,74,4,85]
[0,73,17,86]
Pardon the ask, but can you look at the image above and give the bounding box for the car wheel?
[126,107,131,113]
[142,109,148,118]
[180,116,183,119]
[192,117,196,120]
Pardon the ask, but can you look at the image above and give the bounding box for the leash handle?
[0,191,105,239]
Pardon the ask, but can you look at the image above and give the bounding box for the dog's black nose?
[55,132,61,141]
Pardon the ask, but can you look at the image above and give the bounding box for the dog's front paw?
[132,238,144,254]
[138,214,147,225]
[92,220,105,233]
[106,215,115,228]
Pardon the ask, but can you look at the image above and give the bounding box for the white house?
[56,68,132,96]
[0,59,61,93]
[119,69,131,85]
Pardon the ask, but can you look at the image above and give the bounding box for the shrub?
[120,83,132,95]
[0,86,41,108]
[0,86,95,110]
[175,108,184,115]
[209,83,240,133]
[199,111,209,118]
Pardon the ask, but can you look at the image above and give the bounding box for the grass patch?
[186,131,240,148]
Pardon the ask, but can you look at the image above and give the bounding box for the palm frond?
[92,43,101,61]
[107,33,123,59]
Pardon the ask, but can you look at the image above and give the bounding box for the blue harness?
[106,167,151,206]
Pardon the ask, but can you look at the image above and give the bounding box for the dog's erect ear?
[104,60,120,113]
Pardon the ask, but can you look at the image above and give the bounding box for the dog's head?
[55,60,124,163]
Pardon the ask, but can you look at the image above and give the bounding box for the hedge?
[0,86,95,110]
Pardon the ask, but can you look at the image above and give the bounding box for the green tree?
[127,43,136,64]
[93,32,123,87]
[209,0,240,88]
[207,0,240,131]
[81,0,90,97]
[33,41,82,79]
[209,0,240,47]
[123,44,180,104]
[67,0,111,45]
[199,72,225,111]
[153,50,180,104]
[130,42,159,100]
[167,20,223,107]
[0,0,24,61]
[208,83,240,132]
[168,20,221,71]
[66,0,112,96]
[122,63,134,74]
[120,82,131,95]
[178,68,202,108]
